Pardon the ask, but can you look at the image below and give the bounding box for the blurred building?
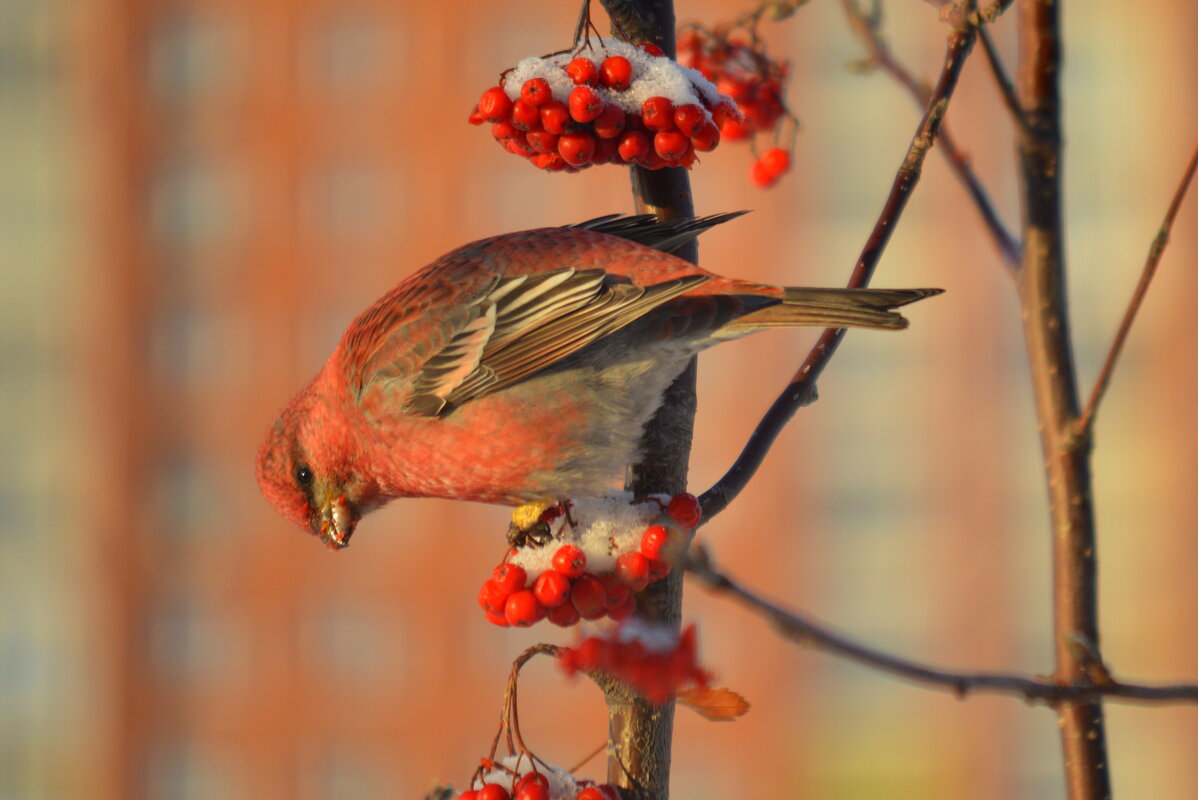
[2,1,1197,798]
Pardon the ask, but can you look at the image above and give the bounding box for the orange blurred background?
[4,1,1197,798]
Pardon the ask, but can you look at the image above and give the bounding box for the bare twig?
[1074,140,1198,438]
[976,24,1030,142]
[687,547,1198,706]
[700,7,979,521]
[1015,1,1111,797]
[842,0,1021,269]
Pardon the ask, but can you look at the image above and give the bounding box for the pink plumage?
[256,215,939,549]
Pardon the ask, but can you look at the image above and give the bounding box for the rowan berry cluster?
[677,25,797,188]
[469,38,741,172]
[559,621,710,705]
[478,493,702,628]
[462,757,622,800]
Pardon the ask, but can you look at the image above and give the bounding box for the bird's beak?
[313,494,359,551]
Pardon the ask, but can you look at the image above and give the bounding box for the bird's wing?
[355,267,709,417]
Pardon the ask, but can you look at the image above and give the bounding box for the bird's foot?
[507,500,560,548]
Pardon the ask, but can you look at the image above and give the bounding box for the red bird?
[256,214,938,549]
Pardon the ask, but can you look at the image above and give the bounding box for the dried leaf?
[677,686,750,721]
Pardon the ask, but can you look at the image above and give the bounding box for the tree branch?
[1015,2,1112,797]
[1074,140,1198,438]
[700,8,979,521]
[598,2,692,798]
[687,547,1198,706]
[977,23,1029,142]
[843,0,1021,270]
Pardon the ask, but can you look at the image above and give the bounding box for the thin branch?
[842,0,1021,270]
[687,547,1198,706]
[977,24,1031,142]
[1074,140,1198,438]
[700,9,979,521]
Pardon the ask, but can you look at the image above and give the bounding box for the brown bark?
[1015,2,1112,797]
[597,2,693,797]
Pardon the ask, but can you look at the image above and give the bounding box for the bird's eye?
[295,465,314,487]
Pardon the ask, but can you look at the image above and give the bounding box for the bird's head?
[255,388,378,551]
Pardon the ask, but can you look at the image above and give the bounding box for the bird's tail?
[729,287,943,332]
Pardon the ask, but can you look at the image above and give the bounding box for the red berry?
[515,785,551,800]
[616,551,651,592]
[592,104,627,139]
[504,137,535,157]
[673,147,697,169]
[568,86,604,123]
[570,574,607,619]
[592,136,618,165]
[478,784,511,800]
[617,130,651,162]
[531,152,568,171]
[493,562,527,593]
[760,147,792,177]
[478,87,513,122]
[520,78,552,107]
[667,493,702,528]
[515,773,550,793]
[459,791,479,800]
[742,99,778,130]
[720,117,750,141]
[646,557,671,582]
[467,105,486,126]
[641,96,676,131]
[654,131,691,160]
[552,544,587,578]
[576,788,606,800]
[491,120,521,141]
[478,578,510,612]
[558,131,596,166]
[716,75,750,102]
[599,56,633,90]
[566,57,598,86]
[690,120,721,152]
[640,525,670,559]
[712,102,745,129]
[486,609,510,627]
[672,104,706,137]
[599,573,631,610]
[510,99,541,131]
[608,592,636,620]
[515,784,549,800]
[533,570,571,607]
[526,130,560,154]
[504,589,545,627]
[539,100,572,135]
[547,600,581,627]
[639,42,664,57]
[640,147,668,170]
[751,158,779,188]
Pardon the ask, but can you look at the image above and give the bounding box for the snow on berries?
[677,24,798,188]
[559,621,711,705]
[461,756,621,800]
[469,37,740,173]
[478,493,701,628]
